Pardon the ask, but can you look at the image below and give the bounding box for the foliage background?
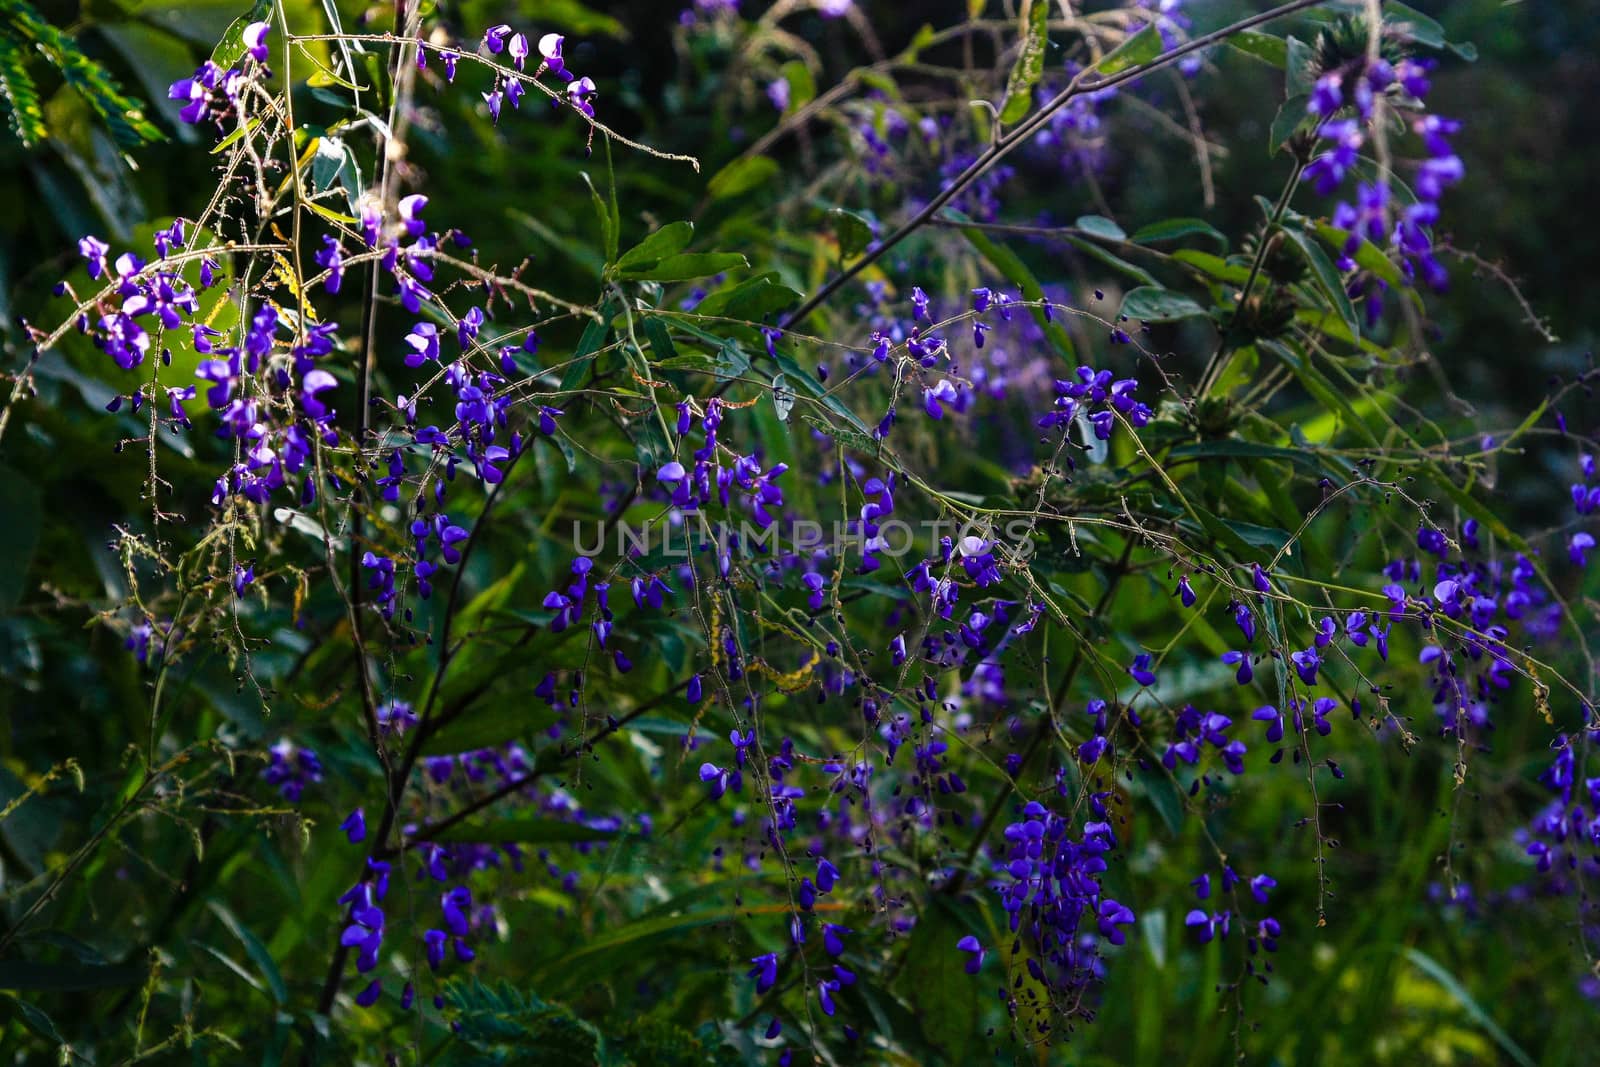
[1,0,1598,1063]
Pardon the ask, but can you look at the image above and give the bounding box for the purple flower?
[340,808,367,844]
[314,236,345,293]
[398,194,429,237]
[956,935,985,974]
[539,33,569,79]
[1097,899,1135,945]
[566,77,597,119]
[1290,647,1321,686]
[242,21,271,63]
[747,952,778,994]
[1570,532,1596,568]
[483,24,512,54]
[78,235,109,279]
[403,322,439,367]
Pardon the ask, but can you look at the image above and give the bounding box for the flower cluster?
[993,802,1135,1010]
[1302,27,1464,309]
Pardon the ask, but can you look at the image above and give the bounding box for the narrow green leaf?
[1173,249,1252,285]
[955,214,1076,358]
[706,155,778,201]
[208,903,287,1005]
[1404,949,1536,1067]
[1092,24,1161,76]
[1281,225,1359,340]
[581,172,617,266]
[558,302,612,392]
[1065,235,1159,286]
[778,59,815,113]
[999,0,1049,124]
[1270,93,1311,155]
[1131,217,1225,246]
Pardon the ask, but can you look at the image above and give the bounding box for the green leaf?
[529,0,629,39]
[826,208,874,259]
[208,902,287,1005]
[0,992,64,1045]
[706,155,778,201]
[558,304,612,392]
[1259,339,1379,446]
[898,900,978,1063]
[4,0,163,147]
[1120,286,1207,323]
[1065,235,1159,286]
[618,252,747,282]
[692,272,802,320]
[1173,249,1252,285]
[1269,93,1311,155]
[999,0,1049,124]
[1404,949,1535,1067]
[209,0,274,71]
[778,59,815,113]
[1226,29,1288,69]
[1281,225,1359,340]
[543,906,745,973]
[1131,217,1225,247]
[581,171,618,266]
[1076,214,1127,242]
[1167,438,1329,475]
[1092,23,1162,77]
[642,316,679,365]
[1382,2,1478,61]
[615,221,695,273]
[1285,34,1315,96]
[211,115,260,155]
[1311,220,1406,289]
[0,34,47,146]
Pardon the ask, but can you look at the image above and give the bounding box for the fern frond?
[0,0,164,148]
[0,26,47,146]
